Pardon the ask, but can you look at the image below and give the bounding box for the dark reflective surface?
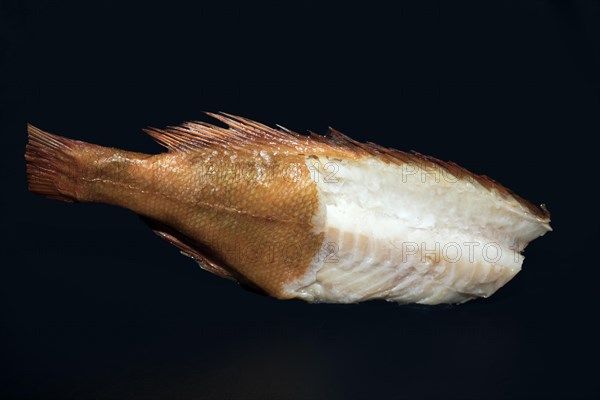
[2,1,598,399]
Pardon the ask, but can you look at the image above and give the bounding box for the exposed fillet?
[285,156,550,304]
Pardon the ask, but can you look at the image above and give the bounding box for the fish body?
[25,113,551,304]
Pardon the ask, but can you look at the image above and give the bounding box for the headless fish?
[25,113,551,304]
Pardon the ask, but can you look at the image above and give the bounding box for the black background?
[1,1,599,399]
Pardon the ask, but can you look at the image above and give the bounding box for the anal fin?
[140,216,235,280]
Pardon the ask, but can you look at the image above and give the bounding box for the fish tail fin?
[25,124,81,202]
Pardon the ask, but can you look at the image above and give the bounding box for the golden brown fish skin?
[26,125,323,297]
[137,151,324,297]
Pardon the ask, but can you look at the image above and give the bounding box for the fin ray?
[140,216,235,280]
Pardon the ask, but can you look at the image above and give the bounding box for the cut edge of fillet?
[284,156,551,304]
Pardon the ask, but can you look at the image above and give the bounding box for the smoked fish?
[25,113,551,304]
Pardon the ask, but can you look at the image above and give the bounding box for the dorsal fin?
[143,112,550,220]
[144,112,361,157]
